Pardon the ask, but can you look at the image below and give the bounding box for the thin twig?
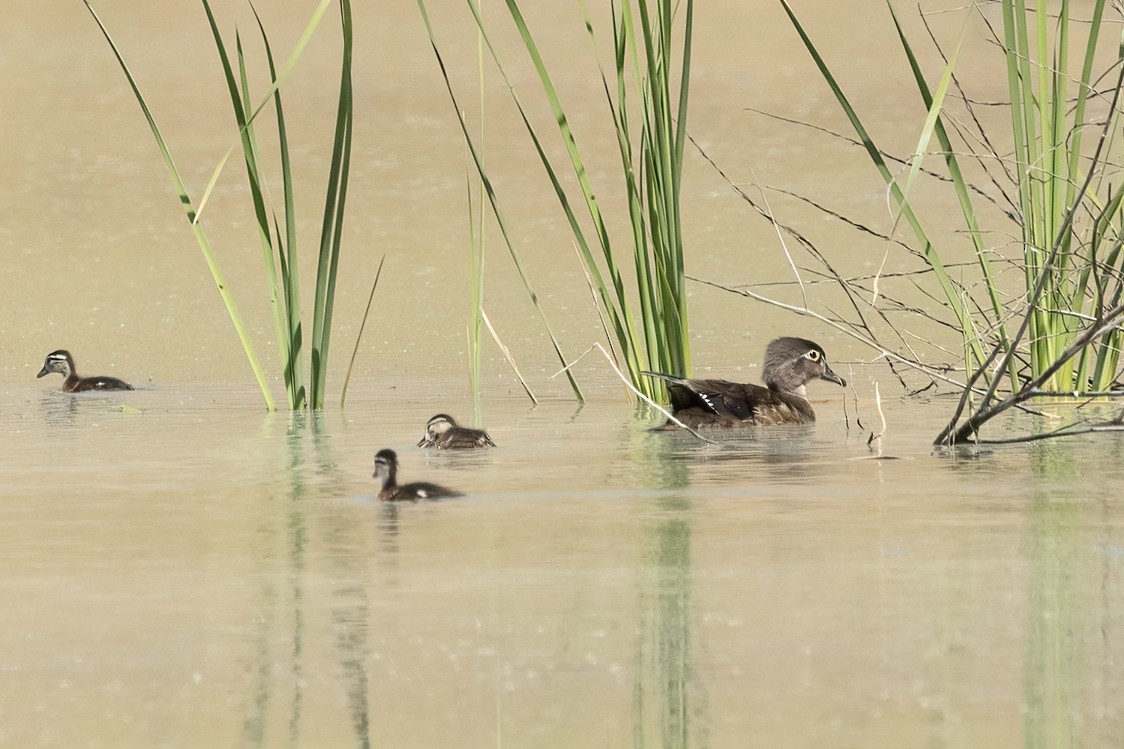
[339,253,385,408]
[482,309,538,405]
[550,343,718,445]
[689,275,974,390]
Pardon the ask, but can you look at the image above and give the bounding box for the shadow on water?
[242,411,372,749]
[1024,440,1124,748]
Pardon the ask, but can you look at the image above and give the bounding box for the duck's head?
[373,448,399,484]
[37,350,74,379]
[762,337,846,396]
[417,413,457,446]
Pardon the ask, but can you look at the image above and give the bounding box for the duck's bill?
[821,367,847,387]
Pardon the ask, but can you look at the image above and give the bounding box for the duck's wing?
[437,427,496,449]
[662,378,764,421]
[75,376,134,392]
[401,481,464,499]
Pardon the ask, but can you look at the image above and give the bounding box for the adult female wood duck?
[36,350,134,392]
[416,413,496,449]
[373,448,463,501]
[644,336,846,429]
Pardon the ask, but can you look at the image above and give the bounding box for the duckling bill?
[373,448,463,501]
[37,350,133,392]
[417,413,496,449]
[644,336,845,429]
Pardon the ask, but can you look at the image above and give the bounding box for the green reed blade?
[204,0,309,408]
[496,0,638,332]
[886,2,1016,388]
[252,4,305,409]
[310,0,353,410]
[418,0,586,401]
[462,0,694,400]
[781,0,987,372]
[195,0,335,221]
[84,0,276,410]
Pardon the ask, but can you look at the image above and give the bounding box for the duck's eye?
[806,349,821,362]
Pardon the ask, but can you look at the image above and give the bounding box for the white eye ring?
[806,349,821,361]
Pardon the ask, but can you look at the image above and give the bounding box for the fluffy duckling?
[373,448,463,501]
[36,350,133,392]
[416,413,496,449]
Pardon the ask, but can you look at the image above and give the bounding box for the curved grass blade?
[885,2,1016,388]
[340,255,385,409]
[193,0,336,223]
[252,4,306,409]
[84,0,275,410]
[780,0,987,374]
[417,0,585,401]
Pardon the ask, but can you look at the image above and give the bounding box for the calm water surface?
[2,376,1122,747]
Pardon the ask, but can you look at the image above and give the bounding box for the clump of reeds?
[775,0,1124,444]
[86,0,354,411]
[418,0,695,401]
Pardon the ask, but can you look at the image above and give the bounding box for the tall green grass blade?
[310,0,354,410]
[494,0,642,379]
[446,0,694,400]
[194,0,335,226]
[417,0,585,401]
[204,0,317,409]
[252,4,306,409]
[84,0,276,410]
[202,0,295,408]
[1000,0,1119,391]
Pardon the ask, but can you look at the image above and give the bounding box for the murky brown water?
[3,0,1124,746]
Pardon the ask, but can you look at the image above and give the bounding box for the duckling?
[416,413,496,449]
[643,336,846,429]
[36,350,134,392]
[373,448,463,501]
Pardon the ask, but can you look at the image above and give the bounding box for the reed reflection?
[1024,443,1123,748]
[635,493,700,748]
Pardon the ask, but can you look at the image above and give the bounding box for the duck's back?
[666,378,816,428]
[435,427,495,449]
[69,375,134,393]
[384,481,464,501]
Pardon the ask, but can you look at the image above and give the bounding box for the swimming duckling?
[416,413,496,449]
[643,336,845,429]
[36,350,134,392]
[373,448,463,501]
